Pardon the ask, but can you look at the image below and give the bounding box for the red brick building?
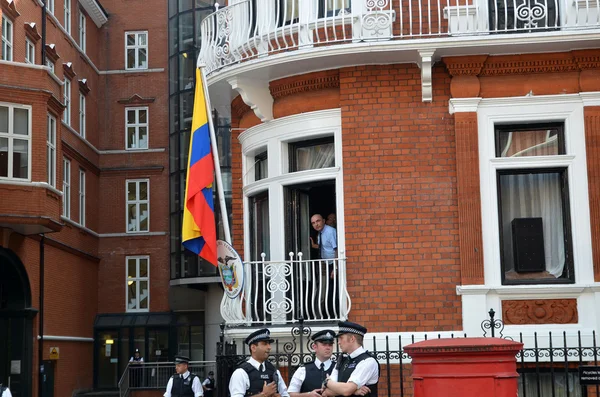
[202,1,600,393]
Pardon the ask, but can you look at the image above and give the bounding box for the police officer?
[229,328,290,397]
[288,330,336,397]
[129,348,144,387]
[202,371,216,397]
[0,383,12,397]
[322,322,379,397]
[164,355,204,397]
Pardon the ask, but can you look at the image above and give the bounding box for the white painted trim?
[449,98,482,114]
[170,277,221,286]
[60,215,99,237]
[37,335,94,342]
[0,180,63,196]
[124,106,149,150]
[78,0,108,28]
[580,91,600,106]
[99,68,165,75]
[125,255,150,312]
[62,121,99,154]
[99,232,167,238]
[99,148,166,155]
[124,31,149,71]
[0,102,33,181]
[125,178,150,233]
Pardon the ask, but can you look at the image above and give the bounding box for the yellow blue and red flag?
[182,68,217,265]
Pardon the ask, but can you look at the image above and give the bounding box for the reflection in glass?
[13,139,28,178]
[294,142,335,171]
[0,137,8,177]
[0,106,7,132]
[496,125,564,157]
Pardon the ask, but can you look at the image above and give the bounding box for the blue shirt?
[318,224,337,259]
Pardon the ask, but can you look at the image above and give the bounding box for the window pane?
[294,142,335,172]
[496,125,564,157]
[139,204,149,231]
[127,34,135,45]
[138,49,147,68]
[127,110,136,124]
[139,281,148,309]
[138,34,147,46]
[139,110,147,124]
[499,170,570,282]
[128,282,137,310]
[127,49,136,68]
[139,182,148,200]
[128,182,137,200]
[0,106,7,133]
[128,258,137,278]
[127,127,136,148]
[139,127,148,148]
[128,204,137,231]
[139,258,148,277]
[14,108,29,135]
[13,139,28,178]
[0,137,8,177]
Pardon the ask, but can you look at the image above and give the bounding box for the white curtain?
[519,372,582,397]
[500,172,566,277]
[296,143,335,171]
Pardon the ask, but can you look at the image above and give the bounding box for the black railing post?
[489,309,496,338]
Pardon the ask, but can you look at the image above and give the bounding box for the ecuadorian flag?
[182,68,217,265]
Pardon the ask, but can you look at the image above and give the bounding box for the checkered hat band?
[248,332,271,344]
[339,327,364,336]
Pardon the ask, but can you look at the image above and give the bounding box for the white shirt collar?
[180,370,191,379]
[248,357,266,370]
[314,358,332,370]
[348,346,366,359]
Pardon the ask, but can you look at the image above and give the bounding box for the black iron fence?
[215,310,600,397]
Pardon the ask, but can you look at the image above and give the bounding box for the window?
[46,0,54,14]
[125,31,148,70]
[63,158,71,217]
[126,256,149,312]
[79,93,86,138]
[495,123,574,284]
[249,192,269,261]
[319,0,351,17]
[64,0,71,34]
[254,151,268,181]
[126,108,149,149]
[47,115,57,187]
[79,169,85,225]
[127,180,149,232]
[0,103,31,180]
[290,137,335,172]
[46,59,55,74]
[1,16,13,62]
[25,39,35,64]
[78,10,86,52]
[63,79,71,125]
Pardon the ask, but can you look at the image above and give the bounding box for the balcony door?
[284,186,311,259]
[489,0,559,32]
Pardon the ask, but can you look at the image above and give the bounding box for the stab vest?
[336,352,379,397]
[300,361,334,393]
[171,373,197,397]
[205,377,216,397]
[240,361,277,397]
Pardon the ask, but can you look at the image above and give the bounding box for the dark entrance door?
[41,360,55,397]
[0,247,35,397]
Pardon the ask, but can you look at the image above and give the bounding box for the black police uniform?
[240,361,278,397]
[300,361,334,393]
[204,377,216,397]
[170,373,199,397]
[335,352,379,397]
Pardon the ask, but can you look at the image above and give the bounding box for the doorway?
[0,247,35,397]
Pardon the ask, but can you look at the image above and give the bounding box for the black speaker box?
[511,217,546,272]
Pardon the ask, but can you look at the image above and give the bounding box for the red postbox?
[404,338,523,397]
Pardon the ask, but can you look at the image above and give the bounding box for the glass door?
[96,331,119,389]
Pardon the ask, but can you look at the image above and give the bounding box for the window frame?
[46,0,54,14]
[63,78,71,125]
[0,102,33,181]
[25,38,35,64]
[125,31,148,70]
[125,256,150,312]
[1,15,13,62]
[46,58,55,74]
[64,0,71,34]
[63,157,71,218]
[79,93,86,138]
[125,107,149,150]
[476,96,593,287]
[126,179,150,233]
[78,10,86,52]
[289,136,335,172]
[79,168,86,226]
[47,114,57,187]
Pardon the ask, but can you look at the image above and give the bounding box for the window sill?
[456,283,600,298]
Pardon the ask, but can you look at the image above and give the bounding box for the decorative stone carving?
[270,72,340,100]
[228,77,274,122]
[417,50,435,103]
[443,55,488,77]
[117,94,155,105]
[480,54,579,76]
[502,299,578,325]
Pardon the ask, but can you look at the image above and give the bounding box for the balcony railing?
[199,0,600,74]
[221,253,351,325]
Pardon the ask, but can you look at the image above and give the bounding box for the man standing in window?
[310,214,338,314]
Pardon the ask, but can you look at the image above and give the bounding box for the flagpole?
[198,64,232,245]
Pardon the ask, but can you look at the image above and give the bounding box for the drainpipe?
[41,0,47,64]
[38,235,45,397]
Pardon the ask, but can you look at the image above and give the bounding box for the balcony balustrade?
[220,253,351,325]
[199,0,600,74]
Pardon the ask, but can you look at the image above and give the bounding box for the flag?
[182,68,217,265]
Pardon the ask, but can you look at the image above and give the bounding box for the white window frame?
[126,179,150,233]
[474,95,594,287]
[46,0,54,14]
[79,93,86,138]
[47,114,57,187]
[63,78,71,125]
[1,16,13,62]
[78,10,86,52]
[79,168,85,226]
[63,157,71,218]
[0,102,33,181]
[64,0,71,34]
[25,39,35,64]
[125,107,149,150]
[125,31,148,70]
[46,58,55,74]
[125,256,150,312]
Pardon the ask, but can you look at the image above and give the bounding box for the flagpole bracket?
[228,77,274,122]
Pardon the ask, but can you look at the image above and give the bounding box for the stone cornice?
[79,79,91,95]
[270,71,340,99]
[24,22,41,42]
[79,0,108,28]
[117,94,155,105]
[1,0,20,20]
[63,62,76,80]
[45,44,60,63]
[443,55,488,76]
[572,50,600,70]
[480,55,579,76]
